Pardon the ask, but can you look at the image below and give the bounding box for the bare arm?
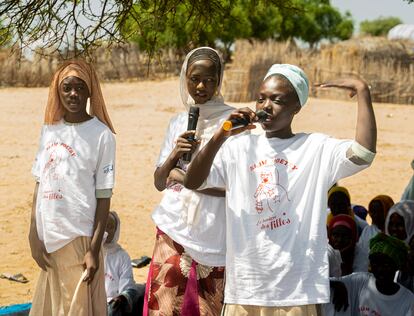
[83,197,110,283]
[167,167,225,197]
[154,130,198,191]
[184,108,256,190]
[317,79,377,163]
[28,182,51,270]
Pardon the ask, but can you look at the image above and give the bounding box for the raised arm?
[317,78,377,163]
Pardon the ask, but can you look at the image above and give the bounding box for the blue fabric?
[264,64,309,107]
[0,303,31,316]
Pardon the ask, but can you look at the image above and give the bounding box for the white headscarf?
[385,200,414,244]
[264,64,309,107]
[104,211,121,254]
[179,47,234,229]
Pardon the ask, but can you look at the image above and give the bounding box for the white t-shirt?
[32,118,116,253]
[203,133,369,306]
[328,243,343,278]
[152,112,227,266]
[331,272,414,316]
[104,246,135,302]
[353,225,380,272]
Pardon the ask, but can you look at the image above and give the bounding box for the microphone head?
[189,106,200,117]
[256,110,270,122]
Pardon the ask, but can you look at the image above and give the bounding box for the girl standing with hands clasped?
[143,47,235,316]
[29,60,116,316]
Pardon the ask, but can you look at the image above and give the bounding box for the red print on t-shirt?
[254,169,290,214]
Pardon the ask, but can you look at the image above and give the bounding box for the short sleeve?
[155,114,186,168]
[95,130,116,190]
[31,126,45,181]
[323,138,369,185]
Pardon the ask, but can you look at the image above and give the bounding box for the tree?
[360,17,402,37]
[123,0,353,57]
[0,0,296,58]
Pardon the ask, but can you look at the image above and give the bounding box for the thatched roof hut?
[224,37,414,105]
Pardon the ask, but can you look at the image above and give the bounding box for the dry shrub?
[223,37,414,105]
[0,43,183,87]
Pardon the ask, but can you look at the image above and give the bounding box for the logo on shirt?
[103,164,114,174]
[254,170,290,214]
[41,142,78,201]
[359,306,381,316]
[249,156,297,232]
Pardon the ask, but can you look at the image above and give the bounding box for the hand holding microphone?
[222,108,270,132]
[182,106,200,162]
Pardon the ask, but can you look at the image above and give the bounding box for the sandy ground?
[0,78,413,306]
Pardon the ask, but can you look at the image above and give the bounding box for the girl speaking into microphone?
[144,47,237,316]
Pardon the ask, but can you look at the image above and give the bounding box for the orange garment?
[368,195,394,218]
[44,59,115,133]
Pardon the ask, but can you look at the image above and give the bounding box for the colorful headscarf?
[328,186,351,202]
[263,64,309,107]
[385,200,414,244]
[44,59,115,133]
[353,205,368,220]
[328,214,358,247]
[368,195,394,218]
[327,186,353,225]
[369,232,408,269]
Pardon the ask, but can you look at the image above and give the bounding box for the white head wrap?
[385,200,414,244]
[178,47,234,230]
[104,211,121,254]
[264,64,309,107]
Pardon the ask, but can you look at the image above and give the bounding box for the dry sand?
[0,78,413,305]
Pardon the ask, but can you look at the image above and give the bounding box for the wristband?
[351,141,376,163]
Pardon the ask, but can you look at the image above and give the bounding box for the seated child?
[329,233,414,316]
[327,186,367,236]
[104,211,145,316]
[328,214,358,276]
[353,195,394,272]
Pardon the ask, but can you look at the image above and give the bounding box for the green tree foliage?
[122,0,354,57]
[360,17,402,37]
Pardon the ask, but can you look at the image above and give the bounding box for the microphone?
[182,106,200,162]
[222,110,270,131]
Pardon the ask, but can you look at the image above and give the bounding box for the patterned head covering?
[369,232,408,269]
[264,64,309,107]
[44,59,115,133]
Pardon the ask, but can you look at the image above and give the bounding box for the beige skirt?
[29,236,107,316]
[221,304,318,316]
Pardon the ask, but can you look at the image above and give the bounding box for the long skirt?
[30,236,107,316]
[143,229,225,316]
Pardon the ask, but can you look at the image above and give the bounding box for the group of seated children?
[324,185,414,315]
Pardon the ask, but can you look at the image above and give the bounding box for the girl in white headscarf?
[143,47,235,316]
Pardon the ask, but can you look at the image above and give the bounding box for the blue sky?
[331,0,414,32]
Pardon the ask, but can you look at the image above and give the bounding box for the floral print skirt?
[143,228,225,316]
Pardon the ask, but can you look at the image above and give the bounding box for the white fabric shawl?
[178,47,234,230]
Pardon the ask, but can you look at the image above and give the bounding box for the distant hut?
[224,38,414,105]
[388,24,414,42]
